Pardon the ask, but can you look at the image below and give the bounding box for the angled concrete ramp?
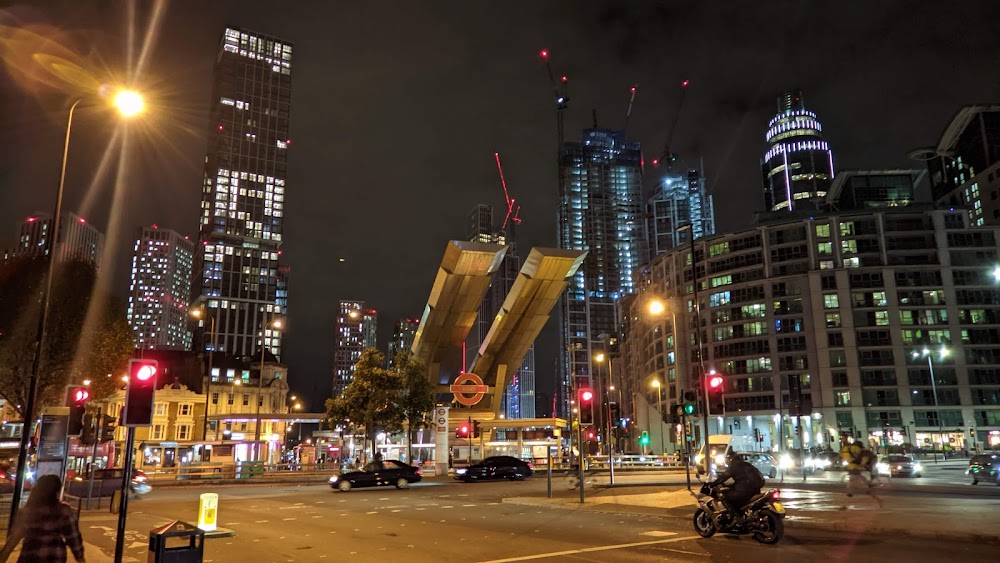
[469,247,587,413]
[410,241,508,386]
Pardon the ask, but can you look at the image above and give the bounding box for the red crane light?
[681,79,690,88]
[539,49,549,59]
[560,75,568,83]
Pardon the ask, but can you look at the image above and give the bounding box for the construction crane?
[623,84,638,134]
[651,79,691,168]
[538,49,570,151]
[494,152,521,231]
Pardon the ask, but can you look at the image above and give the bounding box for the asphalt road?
[78,477,999,562]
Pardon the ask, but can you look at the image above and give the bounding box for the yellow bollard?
[198,492,218,532]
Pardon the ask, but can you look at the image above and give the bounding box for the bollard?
[197,493,218,532]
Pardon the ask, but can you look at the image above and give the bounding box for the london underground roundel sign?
[449,373,489,406]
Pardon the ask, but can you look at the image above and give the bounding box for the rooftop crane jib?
[539,49,570,149]
[494,152,521,231]
[624,84,638,133]
[652,79,691,168]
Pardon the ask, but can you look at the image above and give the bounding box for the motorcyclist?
[708,450,764,524]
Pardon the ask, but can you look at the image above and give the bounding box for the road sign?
[449,373,489,406]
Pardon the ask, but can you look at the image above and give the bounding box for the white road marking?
[282,518,296,521]
[463,504,476,507]
[640,531,678,537]
[366,511,378,514]
[255,520,268,523]
[478,536,702,563]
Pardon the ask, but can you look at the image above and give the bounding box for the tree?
[391,350,435,463]
[0,257,133,415]
[325,348,404,460]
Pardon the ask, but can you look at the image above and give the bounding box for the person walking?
[0,475,85,563]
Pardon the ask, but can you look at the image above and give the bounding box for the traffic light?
[472,420,481,439]
[124,359,158,427]
[639,431,650,447]
[753,428,762,442]
[969,427,975,438]
[609,402,621,428]
[586,430,595,440]
[578,388,594,424]
[65,385,91,435]
[80,413,96,445]
[706,370,725,415]
[456,421,470,439]
[682,390,698,416]
[100,414,117,443]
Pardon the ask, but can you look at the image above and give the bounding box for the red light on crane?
[539,49,549,59]
[560,75,568,83]
[681,79,690,88]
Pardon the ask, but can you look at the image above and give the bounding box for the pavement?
[503,475,1000,545]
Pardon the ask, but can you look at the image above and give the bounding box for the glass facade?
[645,161,716,260]
[127,226,195,350]
[761,89,835,212]
[333,301,377,397]
[558,129,643,416]
[194,27,292,358]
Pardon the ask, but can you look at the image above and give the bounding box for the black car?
[969,454,999,485]
[329,460,422,492]
[455,456,533,482]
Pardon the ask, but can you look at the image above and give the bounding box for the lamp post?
[651,379,665,455]
[254,316,284,461]
[677,222,709,466]
[9,89,145,530]
[913,346,949,463]
[190,306,216,442]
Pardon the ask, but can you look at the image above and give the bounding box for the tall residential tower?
[761,89,835,212]
[558,128,643,415]
[127,226,195,350]
[6,212,104,271]
[193,27,292,358]
[333,301,378,396]
[645,160,715,259]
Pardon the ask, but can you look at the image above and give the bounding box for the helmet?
[726,449,740,463]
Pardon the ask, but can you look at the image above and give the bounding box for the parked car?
[880,454,923,478]
[455,456,533,482]
[969,454,999,485]
[739,452,778,479]
[329,460,422,492]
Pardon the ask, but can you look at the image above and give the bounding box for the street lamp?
[912,346,950,463]
[190,306,217,442]
[254,316,285,461]
[9,87,146,528]
[648,299,666,317]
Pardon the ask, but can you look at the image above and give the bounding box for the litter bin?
[148,520,204,562]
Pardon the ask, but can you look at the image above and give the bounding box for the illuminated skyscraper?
[333,300,377,396]
[127,226,195,350]
[193,27,292,358]
[465,204,536,418]
[7,212,104,271]
[761,89,835,212]
[387,317,419,365]
[558,128,643,415]
[645,160,715,259]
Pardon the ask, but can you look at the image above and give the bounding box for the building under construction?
[557,128,643,416]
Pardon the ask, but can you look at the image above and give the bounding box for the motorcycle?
[692,481,785,544]
[129,470,152,497]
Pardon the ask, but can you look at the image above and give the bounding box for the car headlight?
[456,468,467,475]
[779,455,793,470]
[876,463,890,473]
[714,455,726,466]
[694,454,703,464]
[329,475,338,483]
[25,470,34,481]
[913,464,923,472]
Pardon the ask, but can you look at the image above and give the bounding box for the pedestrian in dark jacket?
[0,474,85,563]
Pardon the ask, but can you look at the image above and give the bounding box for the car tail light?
[771,490,780,500]
[415,469,422,476]
[527,462,534,470]
[134,475,147,482]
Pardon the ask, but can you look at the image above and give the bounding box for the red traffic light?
[708,372,724,389]
[579,389,594,402]
[134,363,157,381]
[73,388,90,403]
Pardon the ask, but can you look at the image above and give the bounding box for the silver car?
[739,452,778,479]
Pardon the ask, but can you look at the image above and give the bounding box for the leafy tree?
[325,348,404,459]
[391,350,435,463]
[0,257,133,414]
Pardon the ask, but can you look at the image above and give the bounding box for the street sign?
[449,373,489,406]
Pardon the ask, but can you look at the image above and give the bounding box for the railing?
[141,462,341,482]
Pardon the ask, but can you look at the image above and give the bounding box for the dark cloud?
[1,0,997,410]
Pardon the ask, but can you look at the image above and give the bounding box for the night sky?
[1,1,997,411]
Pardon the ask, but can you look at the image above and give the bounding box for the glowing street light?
[648,299,666,316]
[113,89,145,117]
[993,265,1000,283]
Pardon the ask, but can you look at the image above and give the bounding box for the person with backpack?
[841,442,882,507]
[708,450,765,524]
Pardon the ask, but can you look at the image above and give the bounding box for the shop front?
[914,430,968,455]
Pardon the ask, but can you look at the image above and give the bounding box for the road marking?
[282,518,296,521]
[312,515,323,518]
[463,504,476,507]
[366,511,378,514]
[442,506,454,509]
[478,536,702,562]
[640,531,678,537]
[392,510,402,513]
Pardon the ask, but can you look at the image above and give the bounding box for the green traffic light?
[638,431,650,446]
[683,403,695,415]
